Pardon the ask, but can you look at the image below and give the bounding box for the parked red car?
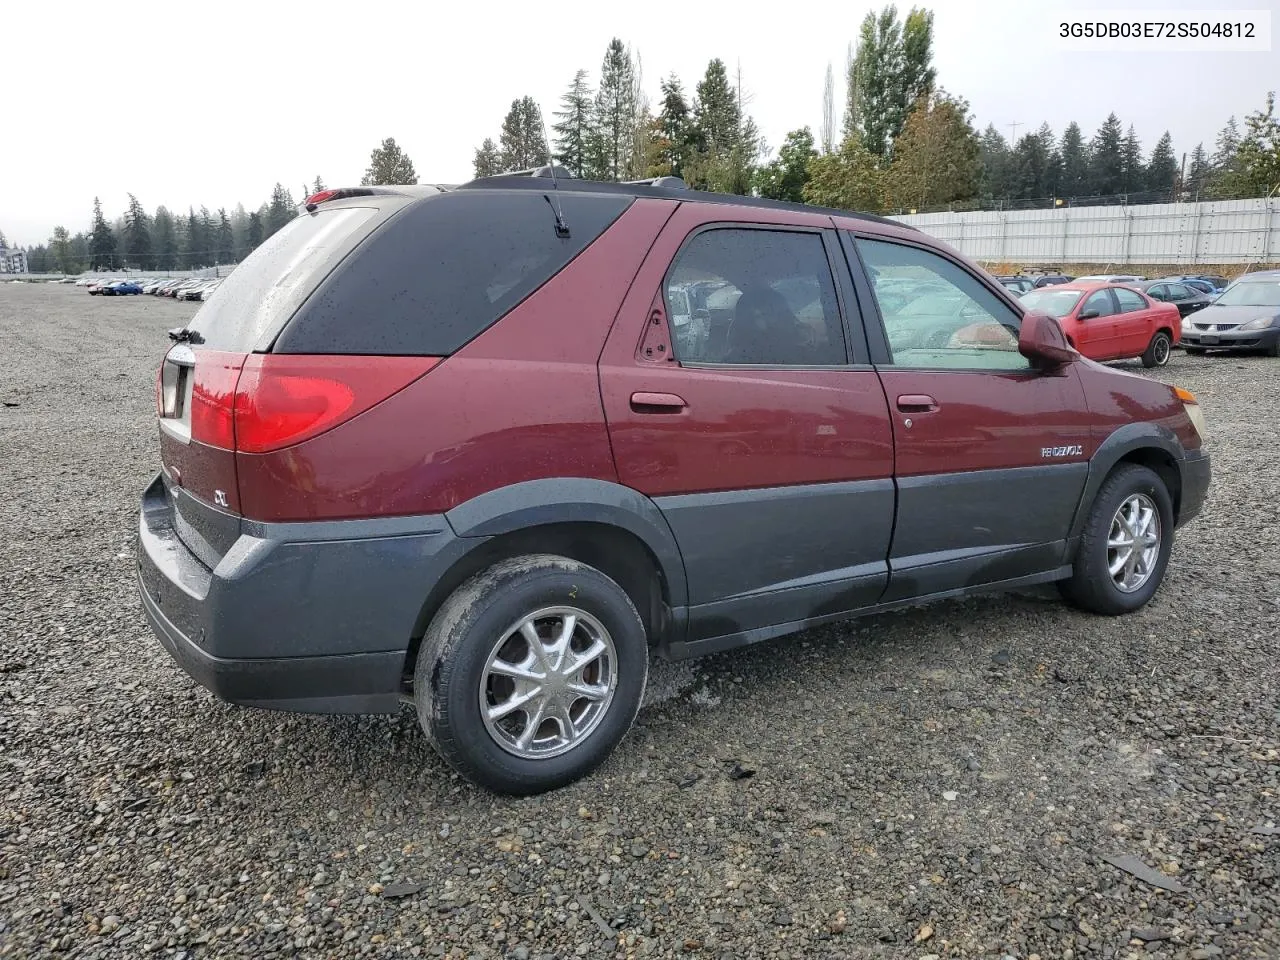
[1017,281,1180,367]
[138,175,1210,794]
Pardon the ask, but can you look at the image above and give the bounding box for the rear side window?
[274,191,632,356]
[186,206,381,351]
[1114,287,1147,312]
[662,228,848,366]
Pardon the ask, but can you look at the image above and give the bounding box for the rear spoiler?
[303,184,450,212]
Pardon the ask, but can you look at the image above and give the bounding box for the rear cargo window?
[273,191,633,356]
[185,206,380,351]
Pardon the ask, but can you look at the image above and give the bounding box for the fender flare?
[445,478,689,608]
[1068,422,1187,541]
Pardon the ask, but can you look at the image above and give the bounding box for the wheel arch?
[403,479,689,684]
[1069,425,1187,544]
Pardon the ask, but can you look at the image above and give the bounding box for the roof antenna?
[541,115,570,238]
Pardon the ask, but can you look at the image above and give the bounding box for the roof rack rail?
[500,164,575,179]
[621,176,687,189]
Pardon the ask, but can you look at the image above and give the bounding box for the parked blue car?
[104,281,144,295]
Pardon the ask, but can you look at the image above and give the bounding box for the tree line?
[10,5,1280,272]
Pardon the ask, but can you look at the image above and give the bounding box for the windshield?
[1019,289,1084,318]
[1214,279,1280,307]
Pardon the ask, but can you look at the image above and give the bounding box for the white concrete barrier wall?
[891,198,1280,265]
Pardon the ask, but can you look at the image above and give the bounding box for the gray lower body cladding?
[136,473,462,714]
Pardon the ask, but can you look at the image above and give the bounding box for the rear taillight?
[189,352,247,449]
[233,355,439,454]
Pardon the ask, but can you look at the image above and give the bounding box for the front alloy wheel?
[1107,493,1161,593]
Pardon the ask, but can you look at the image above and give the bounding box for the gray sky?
[3,0,1275,246]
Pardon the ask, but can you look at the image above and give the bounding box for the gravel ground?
[1,283,1277,960]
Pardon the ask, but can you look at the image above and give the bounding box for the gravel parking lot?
[1,283,1277,960]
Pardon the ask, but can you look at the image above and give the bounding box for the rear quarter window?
[273,191,632,356]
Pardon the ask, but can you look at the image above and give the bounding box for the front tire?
[414,555,648,795]
[1141,331,1172,368]
[1060,464,1174,615]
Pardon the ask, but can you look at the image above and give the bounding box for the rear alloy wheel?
[415,555,648,795]
[1141,331,1173,368]
[1060,464,1174,615]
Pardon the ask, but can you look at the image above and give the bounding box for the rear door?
[599,204,895,646]
[1113,285,1156,353]
[842,231,1092,601]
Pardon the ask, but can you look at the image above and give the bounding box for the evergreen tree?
[754,128,818,202]
[182,208,202,269]
[1186,142,1210,195]
[122,194,152,269]
[89,197,117,270]
[312,176,326,194]
[1232,91,1280,195]
[152,206,177,270]
[1211,116,1241,170]
[1120,124,1145,192]
[978,124,1011,200]
[590,38,637,180]
[229,204,249,261]
[656,74,692,176]
[1058,122,1089,197]
[1037,123,1062,196]
[498,96,549,170]
[804,132,884,212]
[885,91,980,208]
[691,58,739,157]
[473,138,503,178]
[1088,113,1124,194]
[1146,132,1178,197]
[552,70,594,178]
[265,184,295,238]
[247,212,264,252]
[360,137,418,185]
[216,209,234,265]
[1009,129,1052,199]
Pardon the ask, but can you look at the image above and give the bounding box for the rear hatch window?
[272,190,632,355]
[184,204,384,351]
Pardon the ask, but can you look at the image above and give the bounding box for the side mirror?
[1019,311,1076,368]
[1078,308,1100,320]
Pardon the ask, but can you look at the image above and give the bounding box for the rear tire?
[1141,331,1172,368]
[414,555,648,795]
[1060,464,1174,616]
[1267,339,1280,358]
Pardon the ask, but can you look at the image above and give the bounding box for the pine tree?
[656,74,691,176]
[312,176,326,194]
[755,128,818,202]
[152,206,177,270]
[498,97,549,170]
[247,212,264,252]
[1038,122,1062,196]
[265,185,295,238]
[1232,91,1280,196]
[1059,122,1089,197]
[978,124,1011,201]
[552,70,594,178]
[122,194,152,270]
[473,138,503,178]
[1186,142,1210,196]
[216,209,234,265]
[229,205,249,261]
[692,58,739,157]
[51,226,77,274]
[89,197,117,270]
[360,137,418,185]
[1211,117,1241,170]
[1009,131,1051,200]
[1088,113,1124,194]
[182,208,202,269]
[1120,124,1145,193]
[589,38,637,180]
[1146,132,1178,197]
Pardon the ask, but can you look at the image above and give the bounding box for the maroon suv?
[137,173,1211,794]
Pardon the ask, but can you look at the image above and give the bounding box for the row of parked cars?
[991,270,1278,363]
[78,276,222,301]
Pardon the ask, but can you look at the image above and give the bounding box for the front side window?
[1114,288,1148,312]
[1166,282,1191,300]
[663,229,847,366]
[857,238,1028,371]
[1081,290,1117,318]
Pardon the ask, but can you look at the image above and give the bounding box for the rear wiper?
[167,327,204,344]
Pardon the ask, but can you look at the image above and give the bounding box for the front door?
[1076,287,1123,359]
[844,232,1094,602]
[599,205,896,646]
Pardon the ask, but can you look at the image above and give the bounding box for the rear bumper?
[1181,327,1280,351]
[1177,450,1211,527]
[136,473,467,714]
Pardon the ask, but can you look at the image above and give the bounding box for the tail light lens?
[233,355,439,453]
[189,352,246,449]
